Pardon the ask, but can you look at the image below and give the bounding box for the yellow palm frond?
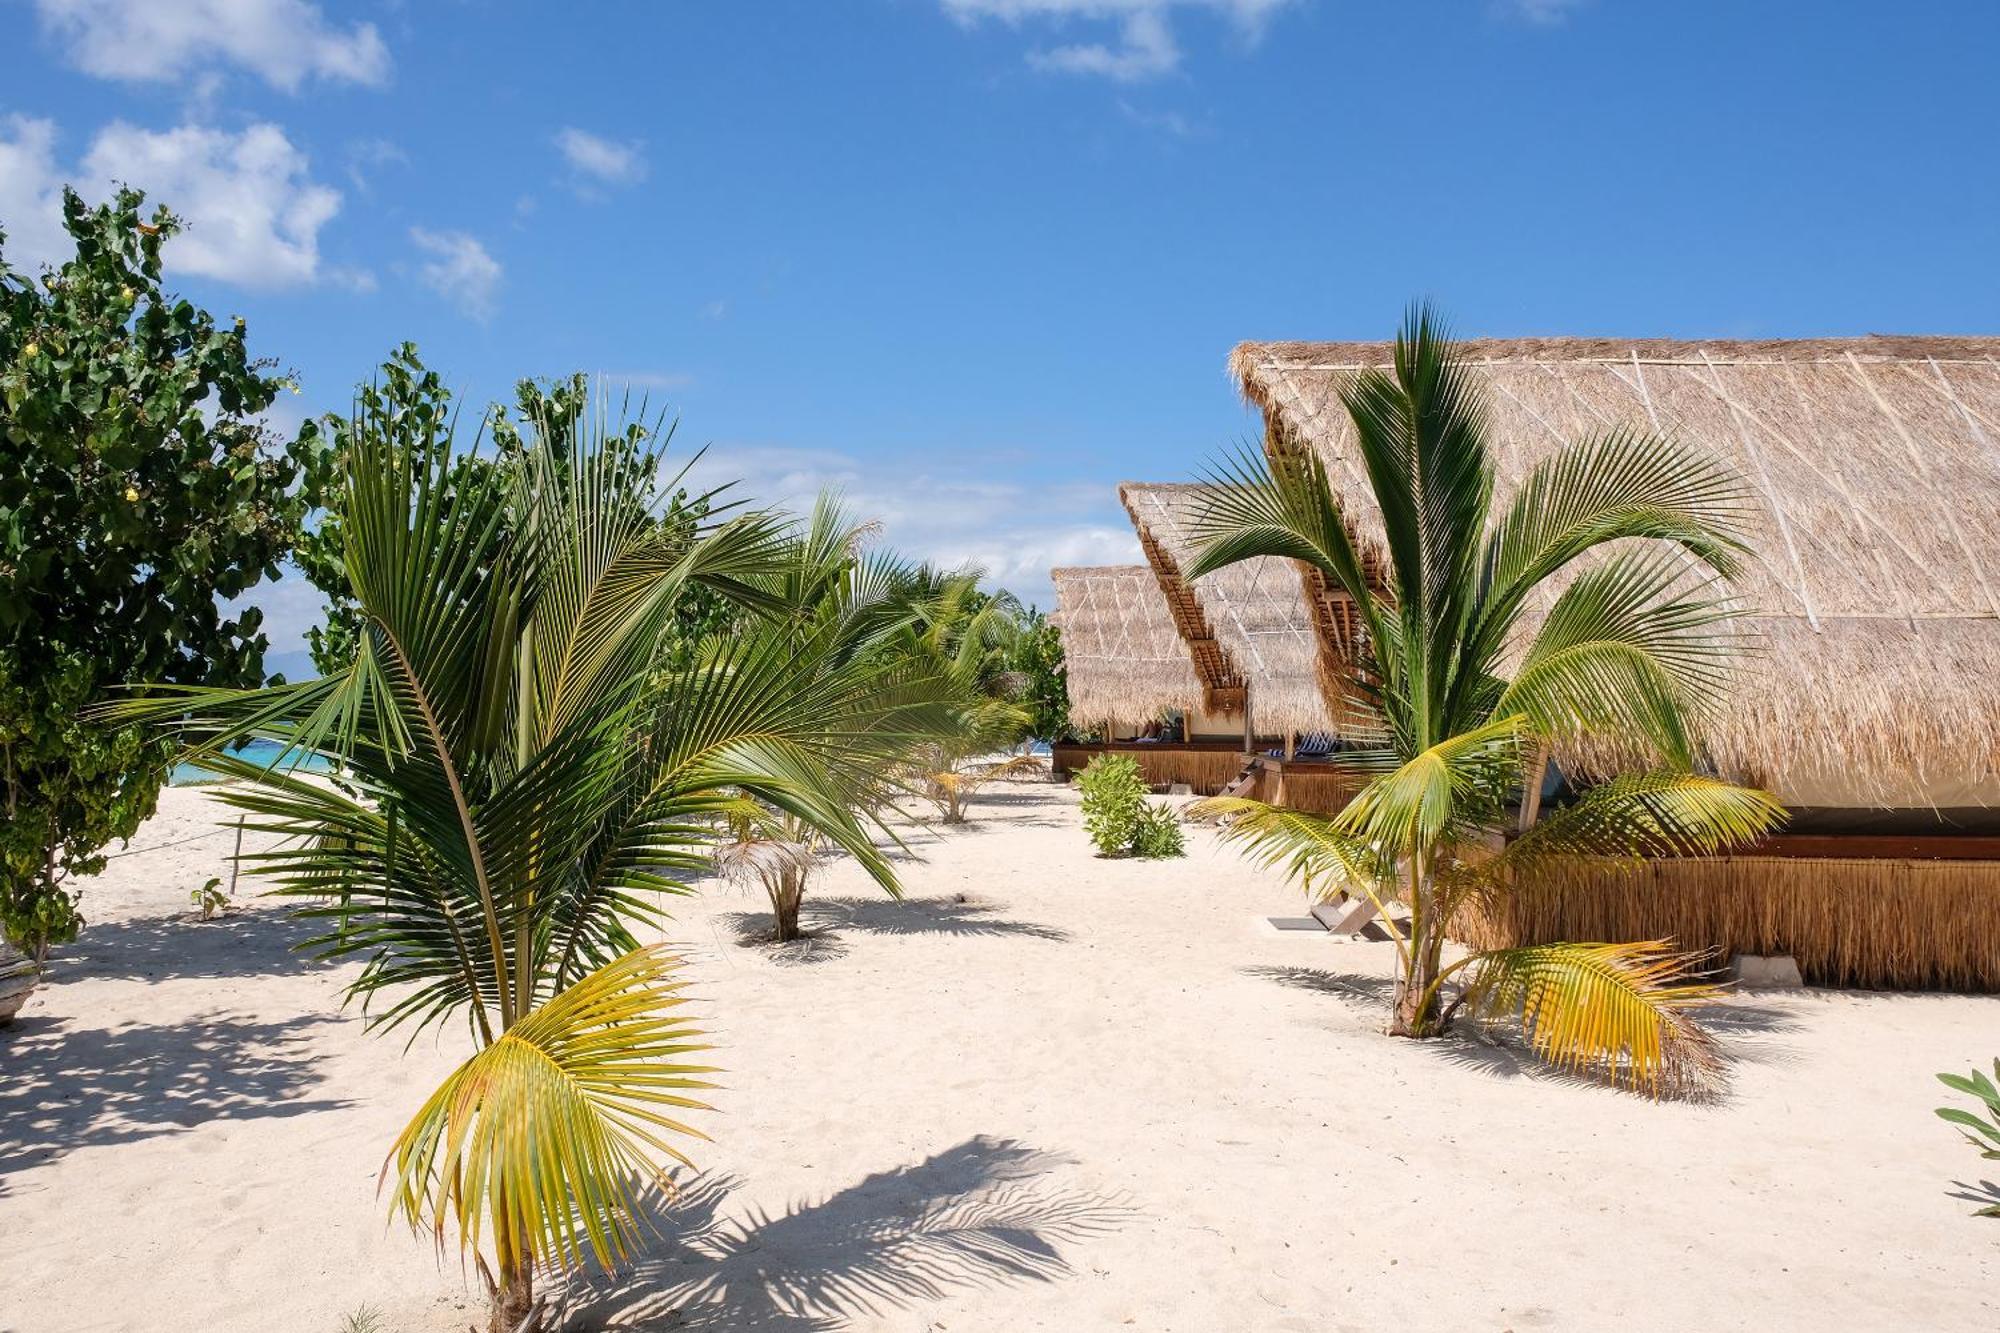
[385,946,715,1276]
[1459,940,1724,1097]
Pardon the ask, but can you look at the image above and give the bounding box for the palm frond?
[1497,771,1785,876]
[1334,714,1528,855]
[1458,940,1725,1096]
[1189,797,1390,903]
[385,946,715,1275]
[1479,425,1754,612]
[1495,550,1746,765]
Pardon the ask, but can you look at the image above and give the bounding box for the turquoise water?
[169,738,334,786]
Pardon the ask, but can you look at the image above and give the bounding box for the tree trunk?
[487,1256,537,1333]
[1387,857,1442,1037]
[1389,954,1436,1037]
[769,874,804,942]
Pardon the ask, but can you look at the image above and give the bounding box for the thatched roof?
[1118,483,1336,735]
[1050,565,1202,728]
[1231,335,2000,803]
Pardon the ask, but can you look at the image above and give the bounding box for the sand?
[4,781,1996,1332]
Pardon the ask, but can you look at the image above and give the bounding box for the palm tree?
[897,569,1039,823]
[1187,306,1783,1095]
[110,394,952,1331]
[712,798,826,943]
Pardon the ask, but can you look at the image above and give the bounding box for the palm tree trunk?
[769,873,804,942]
[1389,854,1440,1037]
[489,1260,535,1333]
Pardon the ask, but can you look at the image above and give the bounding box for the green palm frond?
[1186,445,1382,627]
[1495,551,1746,765]
[1334,714,1528,854]
[1189,797,1389,904]
[1457,941,1726,1096]
[1478,425,1754,614]
[385,946,715,1274]
[1494,772,1785,882]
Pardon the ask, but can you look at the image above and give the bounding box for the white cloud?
[0,117,71,273]
[410,227,501,320]
[1,116,346,288]
[1508,0,1589,22]
[680,444,1139,612]
[34,0,390,92]
[554,128,648,186]
[343,137,408,194]
[942,0,1291,80]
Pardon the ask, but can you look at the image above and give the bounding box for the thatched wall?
[1231,336,2000,806]
[1051,741,1248,794]
[1119,483,1336,736]
[1051,566,1203,730]
[1454,855,2000,992]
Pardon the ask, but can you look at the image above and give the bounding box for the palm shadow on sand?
[559,1135,1127,1330]
[722,895,1072,965]
[0,1008,349,1187]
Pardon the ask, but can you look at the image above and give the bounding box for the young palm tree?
[1188,306,1783,1095]
[712,798,826,943]
[897,570,1039,823]
[110,397,951,1331]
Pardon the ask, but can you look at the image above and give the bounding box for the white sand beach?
[5,781,1996,1332]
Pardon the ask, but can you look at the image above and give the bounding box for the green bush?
[1131,802,1186,859]
[1077,753,1147,855]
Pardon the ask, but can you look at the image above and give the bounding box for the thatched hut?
[1048,564,1248,792]
[1231,334,2000,988]
[1118,482,1336,738]
[1050,565,1202,729]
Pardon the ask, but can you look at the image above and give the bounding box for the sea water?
[168,738,334,786]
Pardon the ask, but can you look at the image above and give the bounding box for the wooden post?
[1284,731,1297,760]
[1241,694,1255,754]
[1518,749,1549,833]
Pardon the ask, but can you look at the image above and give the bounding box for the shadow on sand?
[724,895,1072,965]
[1946,1177,2000,1217]
[1241,962,1799,1102]
[47,903,330,985]
[560,1135,1127,1330]
[0,1008,349,1187]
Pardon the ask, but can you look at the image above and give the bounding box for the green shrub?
[1131,802,1186,859]
[1078,753,1147,855]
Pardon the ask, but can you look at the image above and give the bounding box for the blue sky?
[6,1,1998,674]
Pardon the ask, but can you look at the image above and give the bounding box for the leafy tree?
[110,389,954,1331]
[0,187,323,963]
[1188,306,1783,1095]
[295,348,736,677]
[1009,606,1074,742]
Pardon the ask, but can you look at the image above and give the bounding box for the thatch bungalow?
[1048,565,1246,791]
[1044,486,1350,811]
[1231,334,2000,988]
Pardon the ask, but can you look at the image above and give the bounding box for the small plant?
[1936,1060,2000,1217]
[1077,754,1149,856]
[189,876,228,920]
[1130,802,1186,859]
[339,1306,385,1333]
